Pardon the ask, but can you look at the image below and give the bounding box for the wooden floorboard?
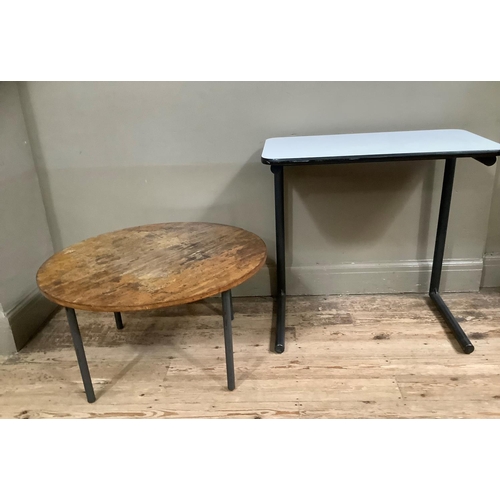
[2,291,500,418]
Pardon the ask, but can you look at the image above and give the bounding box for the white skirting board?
[233,258,484,296]
[481,254,500,288]
[0,305,17,355]
[2,289,58,354]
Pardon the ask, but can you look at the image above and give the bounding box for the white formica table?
[262,129,500,354]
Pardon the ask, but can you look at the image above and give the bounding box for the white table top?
[261,129,500,164]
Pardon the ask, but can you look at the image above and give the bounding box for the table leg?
[271,164,286,353]
[221,290,235,390]
[229,289,234,321]
[114,312,124,330]
[65,308,96,403]
[429,158,474,354]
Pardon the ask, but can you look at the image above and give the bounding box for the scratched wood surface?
[2,291,500,418]
[36,222,267,312]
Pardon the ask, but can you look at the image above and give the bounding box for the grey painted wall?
[483,163,500,287]
[18,82,500,296]
[0,82,55,354]
[486,168,500,254]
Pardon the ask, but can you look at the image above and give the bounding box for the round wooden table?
[36,222,267,403]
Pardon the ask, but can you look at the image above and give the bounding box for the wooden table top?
[36,222,267,312]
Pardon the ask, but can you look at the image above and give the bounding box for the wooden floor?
[2,291,500,418]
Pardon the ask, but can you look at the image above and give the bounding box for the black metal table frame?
[65,290,235,403]
[265,153,498,355]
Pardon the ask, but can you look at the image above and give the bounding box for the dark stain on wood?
[463,310,488,320]
[469,332,488,340]
[373,333,390,340]
[305,314,353,326]
[285,326,297,340]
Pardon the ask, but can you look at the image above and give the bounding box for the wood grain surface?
[36,223,267,312]
[2,291,500,418]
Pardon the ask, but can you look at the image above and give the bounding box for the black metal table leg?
[429,158,474,354]
[114,312,124,330]
[229,289,234,321]
[221,290,235,390]
[271,164,286,353]
[65,308,96,403]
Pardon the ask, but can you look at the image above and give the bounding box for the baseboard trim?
[5,288,58,351]
[0,304,17,355]
[233,258,483,296]
[481,254,500,288]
